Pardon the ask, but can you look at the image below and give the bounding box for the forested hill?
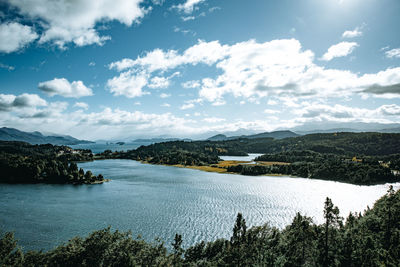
[204,132,400,156]
[109,132,400,160]
[96,132,400,185]
[0,141,105,184]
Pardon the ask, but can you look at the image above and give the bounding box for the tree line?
[0,141,105,184]
[224,150,400,185]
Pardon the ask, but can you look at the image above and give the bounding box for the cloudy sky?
[1,0,400,140]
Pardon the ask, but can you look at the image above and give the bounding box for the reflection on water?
[0,159,398,251]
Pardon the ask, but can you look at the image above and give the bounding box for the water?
[70,142,152,154]
[220,153,263,162]
[0,159,398,252]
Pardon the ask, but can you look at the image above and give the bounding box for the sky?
[0,0,400,140]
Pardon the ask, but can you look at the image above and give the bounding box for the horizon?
[1,0,400,140]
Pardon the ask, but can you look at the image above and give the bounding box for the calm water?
[70,142,150,153]
[0,159,398,252]
[220,153,263,162]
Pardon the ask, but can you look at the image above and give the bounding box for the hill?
[0,127,93,145]
[207,130,299,141]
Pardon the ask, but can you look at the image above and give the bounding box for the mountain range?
[207,130,299,141]
[0,127,93,145]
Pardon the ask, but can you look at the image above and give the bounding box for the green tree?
[323,197,342,267]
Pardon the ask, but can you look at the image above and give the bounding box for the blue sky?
[0,0,400,140]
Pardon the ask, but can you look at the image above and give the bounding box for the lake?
[0,158,398,252]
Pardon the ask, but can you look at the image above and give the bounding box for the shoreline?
[139,159,290,177]
[94,158,394,186]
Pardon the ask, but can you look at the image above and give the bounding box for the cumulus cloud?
[39,78,93,98]
[182,80,200,88]
[0,22,38,53]
[106,71,149,98]
[0,93,47,111]
[109,38,400,103]
[295,103,400,124]
[378,104,400,116]
[109,40,227,72]
[5,0,147,48]
[342,27,363,38]
[74,102,89,110]
[321,42,358,61]
[107,40,227,98]
[149,76,170,89]
[172,0,205,14]
[180,103,195,110]
[264,109,280,114]
[159,93,171,98]
[385,48,400,59]
[203,117,226,123]
[148,72,180,89]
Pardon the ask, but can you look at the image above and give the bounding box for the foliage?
[0,141,104,184]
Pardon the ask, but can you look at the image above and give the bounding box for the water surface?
[0,159,397,251]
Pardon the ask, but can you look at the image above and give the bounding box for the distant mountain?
[0,127,93,145]
[380,127,400,133]
[132,137,192,143]
[207,134,228,141]
[244,130,300,139]
[289,122,400,134]
[207,130,299,141]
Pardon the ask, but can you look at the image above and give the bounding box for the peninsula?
[96,132,400,185]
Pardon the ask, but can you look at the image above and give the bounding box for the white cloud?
[39,78,93,98]
[267,100,278,105]
[385,48,400,59]
[149,76,170,89]
[181,16,195,21]
[378,104,400,116]
[0,63,15,71]
[74,102,89,110]
[0,22,38,53]
[172,0,205,14]
[89,61,96,66]
[321,42,358,61]
[212,100,226,106]
[161,103,171,107]
[1,96,400,140]
[342,27,363,38]
[107,71,149,98]
[182,80,200,88]
[180,103,195,110]
[203,117,226,123]
[5,0,147,48]
[109,38,400,103]
[0,93,47,111]
[109,40,228,72]
[264,109,280,114]
[160,93,171,98]
[293,103,400,124]
[148,72,179,89]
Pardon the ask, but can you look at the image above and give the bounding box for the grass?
[142,159,290,175]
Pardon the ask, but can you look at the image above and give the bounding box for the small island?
[0,141,108,184]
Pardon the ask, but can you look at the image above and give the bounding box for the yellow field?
[142,159,290,175]
[256,161,290,166]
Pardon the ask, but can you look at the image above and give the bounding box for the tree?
[172,234,183,265]
[323,197,342,267]
[281,212,315,266]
